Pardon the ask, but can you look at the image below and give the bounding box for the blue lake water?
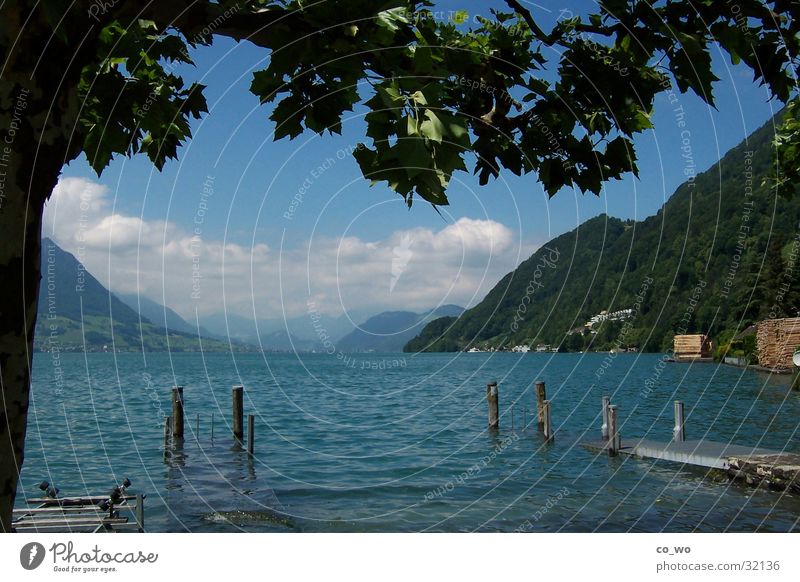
[19,351,800,532]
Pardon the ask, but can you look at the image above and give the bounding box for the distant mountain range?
[197,311,359,350]
[36,238,461,353]
[405,109,800,353]
[198,305,464,352]
[337,305,464,352]
[117,292,215,338]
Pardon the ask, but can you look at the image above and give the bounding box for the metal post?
[232,385,244,440]
[171,387,184,438]
[487,381,499,430]
[601,395,610,440]
[135,493,144,532]
[673,400,686,442]
[163,416,171,462]
[247,414,255,455]
[607,405,619,456]
[543,400,554,443]
[535,381,546,432]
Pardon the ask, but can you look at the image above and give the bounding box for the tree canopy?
[15,0,796,205]
[1,0,799,533]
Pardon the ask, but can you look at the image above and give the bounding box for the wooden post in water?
[673,400,686,442]
[607,405,619,456]
[247,414,255,455]
[601,396,610,440]
[195,413,200,438]
[511,406,515,430]
[171,387,184,438]
[535,381,547,432]
[487,381,499,430]
[232,385,244,440]
[211,412,215,440]
[543,399,554,442]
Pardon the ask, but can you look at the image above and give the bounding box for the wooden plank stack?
[756,317,800,370]
[673,334,711,361]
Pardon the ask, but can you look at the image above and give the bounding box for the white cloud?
[43,177,532,321]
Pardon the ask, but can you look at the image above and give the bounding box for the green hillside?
[36,239,248,352]
[406,111,800,354]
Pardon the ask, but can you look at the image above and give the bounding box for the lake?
[18,351,800,532]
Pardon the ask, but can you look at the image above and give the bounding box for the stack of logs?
[756,317,800,370]
[673,334,711,361]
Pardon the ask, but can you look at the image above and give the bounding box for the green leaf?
[420,109,444,142]
[396,139,432,179]
[250,71,285,103]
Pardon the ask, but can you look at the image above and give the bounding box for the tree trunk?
[0,89,69,532]
[0,162,49,532]
[0,2,101,531]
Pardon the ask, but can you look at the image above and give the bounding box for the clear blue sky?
[56,0,784,316]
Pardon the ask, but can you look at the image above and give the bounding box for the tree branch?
[137,2,295,49]
[503,0,554,45]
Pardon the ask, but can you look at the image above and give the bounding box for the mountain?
[256,329,319,352]
[338,305,464,352]
[118,292,214,337]
[199,311,358,347]
[36,239,244,352]
[405,110,800,353]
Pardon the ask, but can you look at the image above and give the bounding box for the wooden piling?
[543,399,554,442]
[607,405,619,456]
[535,381,546,432]
[232,385,244,440]
[195,413,200,438]
[211,412,215,440]
[673,400,686,442]
[511,406,515,430]
[487,381,499,430]
[171,387,184,438]
[601,395,610,440]
[247,414,255,455]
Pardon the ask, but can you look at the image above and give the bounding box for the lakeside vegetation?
[406,110,800,355]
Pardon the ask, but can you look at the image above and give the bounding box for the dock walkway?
[583,438,777,469]
[583,438,800,492]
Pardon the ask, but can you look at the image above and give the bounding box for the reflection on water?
[18,352,800,532]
